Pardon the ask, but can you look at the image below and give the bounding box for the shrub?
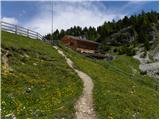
[118,46,136,56]
[113,48,117,53]
[126,48,136,56]
[140,70,147,75]
[98,45,111,54]
[140,50,147,58]
[118,46,127,55]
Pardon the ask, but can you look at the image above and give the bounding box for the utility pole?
[50,0,53,44]
[51,0,53,35]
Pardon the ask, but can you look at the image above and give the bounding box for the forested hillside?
[45,11,158,55]
[45,11,159,78]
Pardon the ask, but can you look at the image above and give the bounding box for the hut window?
[70,42,74,46]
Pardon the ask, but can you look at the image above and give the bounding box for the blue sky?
[1,1,159,35]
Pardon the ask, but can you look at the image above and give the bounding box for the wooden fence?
[1,21,46,41]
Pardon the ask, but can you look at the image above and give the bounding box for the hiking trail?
[53,46,96,119]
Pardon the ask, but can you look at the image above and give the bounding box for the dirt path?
[53,46,96,119]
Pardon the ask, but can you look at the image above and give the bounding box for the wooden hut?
[60,35,99,53]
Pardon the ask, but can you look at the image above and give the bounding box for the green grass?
[1,31,83,119]
[60,44,159,119]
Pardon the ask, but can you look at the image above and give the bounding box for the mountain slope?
[1,31,82,119]
[60,44,158,119]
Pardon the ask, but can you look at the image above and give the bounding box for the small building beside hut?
[60,35,99,54]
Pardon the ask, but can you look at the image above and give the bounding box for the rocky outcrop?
[140,62,159,79]
[104,26,137,46]
[133,32,159,79]
[132,23,159,79]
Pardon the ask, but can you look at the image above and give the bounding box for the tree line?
[44,10,158,47]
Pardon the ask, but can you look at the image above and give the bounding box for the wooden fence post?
[2,22,46,41]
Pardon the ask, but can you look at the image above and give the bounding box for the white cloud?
[25,1,126,35]
[1,17,18,24]
[19,10,26,17]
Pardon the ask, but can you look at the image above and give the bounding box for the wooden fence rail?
[1,21,47,41]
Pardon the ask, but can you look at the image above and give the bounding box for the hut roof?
[65,35,99,45]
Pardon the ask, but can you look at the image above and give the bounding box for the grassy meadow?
[1,31,158,119]
[60,44,159,119]
[1,31,83,118]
